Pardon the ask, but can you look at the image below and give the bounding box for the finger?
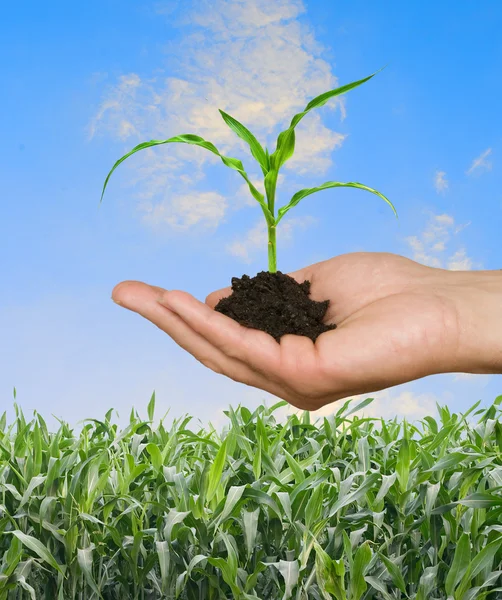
[112,281,289,399]
[158,289,282,375]
[205,286,232,308]
[278,333,319,385]
[112,280,167,306]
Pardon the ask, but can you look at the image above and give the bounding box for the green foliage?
[100,70,398,272]
[1,397,502,598]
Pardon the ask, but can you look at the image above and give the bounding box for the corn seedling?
[100,70,397,273]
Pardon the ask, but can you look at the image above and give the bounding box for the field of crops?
[1,393,502,599]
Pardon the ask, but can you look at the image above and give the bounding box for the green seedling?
[100,69,397,272]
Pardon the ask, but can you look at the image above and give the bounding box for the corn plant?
[100,70,397,272]
[1,392,502,598]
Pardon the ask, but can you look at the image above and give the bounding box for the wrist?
[443,268,502,375]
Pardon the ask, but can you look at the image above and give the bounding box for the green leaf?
[156,540,170,594]
[242,508,260,560]
[11,530,64,574]
[358,437,370,473]
[207,437,228,502]
[100,134,274,224]
[445,533,471,596]
[396,437,410,492]
[19,475,45,508]
[253,440,262,480]
[338,397,375,419]
[270,70,381,171]
[425,481,440,517]
[457,492,502,508]
[147,391,155,421]
[374,472,397,504]
[468,538,502,579]
[164,510,190,543]
[218,109,268,173]
[364,576,393,600]
[146,443,162,472]
[457,537,502,597]
[349,541,372,600]
[276,181,397,224]
[426,452,472,472]
[208,557,240,596]
[77,546,102,599]
[305,484,324,531]
[2,535,22,577]
[378,553,407,594]
[275,559,300,600]
[328,473,380,517]
[284,449,305,484]
[315,544,347,600]
[214,484,246,527]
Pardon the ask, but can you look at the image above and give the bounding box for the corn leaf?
[270,70,381,171]
[11,531,64,574]
[276,181,397,224]
[349,541,372,600]
[2,396,502,598]
[207,437,228,502]
[218,110,269,174]
[100,134,274,224]
[378,553,407,594]
[77,547,102,598]
[445,532,471,596]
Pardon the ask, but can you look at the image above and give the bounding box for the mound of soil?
[214,270,337,343]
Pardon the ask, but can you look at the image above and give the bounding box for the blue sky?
[1,0,501,427]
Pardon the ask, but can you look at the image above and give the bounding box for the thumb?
[205,286,232,308]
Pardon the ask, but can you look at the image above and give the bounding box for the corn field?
[1,392,502,599]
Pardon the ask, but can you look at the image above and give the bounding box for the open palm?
[112,252,465,410]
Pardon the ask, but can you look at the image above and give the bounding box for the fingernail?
[112,297,123,306]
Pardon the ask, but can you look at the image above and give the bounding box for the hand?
[111,252,502,411]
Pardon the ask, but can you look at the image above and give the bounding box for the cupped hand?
[111,252,470,411]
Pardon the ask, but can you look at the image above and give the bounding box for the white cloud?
[446,248,473,271]
[234,176,275,209]
[434,170,448,193]
[88,74,143,140]
[273,388,440,423]
[405,213,480,271]
[140,191,227,231]
[466,148,492,176]
[90,0,351,232]
[227,215,317,262]
[350,390,438,421]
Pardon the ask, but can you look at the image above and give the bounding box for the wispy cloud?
[434,170,448,193]
[274,388,440,422]
[140,191,227,231]
[466,148,492,176]
[351,390,438,421]
[405,213,479,270]
[90,0,349,231]
[227,215,317,263]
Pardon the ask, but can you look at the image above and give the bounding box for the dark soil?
[214,271,337,343]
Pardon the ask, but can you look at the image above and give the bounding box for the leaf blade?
[100,134,273,224]
[11,530,64,574]
[271,70,382,171]
[276,181,397,224]
[218,109,268,173]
